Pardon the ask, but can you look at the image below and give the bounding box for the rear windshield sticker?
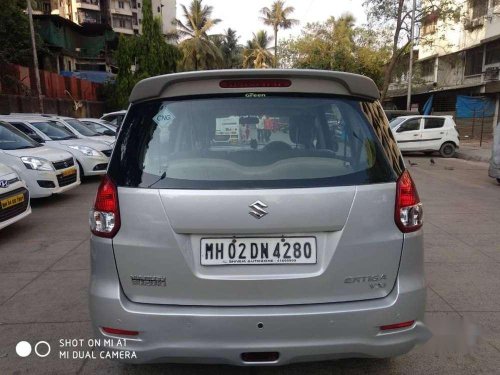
[153,104,175,128]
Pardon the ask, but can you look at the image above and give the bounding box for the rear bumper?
[89,232,429,366]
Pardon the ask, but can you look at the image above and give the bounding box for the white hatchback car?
[0,162,31,229]
[0,121,80,198]
[1,116,112,177]
[390,115,460,157]
[48,116,115,146]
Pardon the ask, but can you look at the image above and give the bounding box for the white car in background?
[48,116,115,145]
[0,116,112,177]
[0,162,31,229]
[0,121,80,198]
[101,110,126,128]
[389,115,460,157]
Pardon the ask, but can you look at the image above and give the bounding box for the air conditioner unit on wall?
[484,67,500,81]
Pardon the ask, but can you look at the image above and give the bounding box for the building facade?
[33,0,176,36]
[387,0,500,132]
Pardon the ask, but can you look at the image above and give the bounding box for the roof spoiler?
[129,69,380,103]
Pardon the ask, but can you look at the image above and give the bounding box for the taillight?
[89,175,120,238]
[395,170,423,233]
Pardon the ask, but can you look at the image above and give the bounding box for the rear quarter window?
[109,95,399,189]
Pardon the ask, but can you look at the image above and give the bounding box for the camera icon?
[16,341,51,358]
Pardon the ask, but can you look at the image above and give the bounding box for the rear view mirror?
[103,130,115,136]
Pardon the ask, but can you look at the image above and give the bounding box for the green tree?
[279,14,390,87]
[260,0,299,67]
[219,28,243,69]
[107,0,180,109]
[0,0,44,93]
[243,30,274,69]
[176,0,223,70]
[363,0,462,101]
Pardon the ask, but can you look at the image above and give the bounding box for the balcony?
[110,7,133,16]
[76,0,100,12]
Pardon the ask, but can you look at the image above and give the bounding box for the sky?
[176,0,367,43]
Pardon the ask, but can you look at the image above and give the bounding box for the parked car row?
[0,114,118,230]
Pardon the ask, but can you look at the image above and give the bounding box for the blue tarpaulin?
[422,95,434,115]
[60,70,115,84]
[456,95,495,118]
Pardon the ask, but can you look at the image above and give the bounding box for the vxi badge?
[130,275,167,287]
[344,274,387,289]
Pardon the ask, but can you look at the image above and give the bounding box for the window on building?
[118,1,125,9]
[422,11,438,35]
[465,47,484,76]
[420,59,435,79]
[424,118,445,129]
[485,40,500,65]
[114,16,132,29]
[138,2,141,8]
[469,0,488,19]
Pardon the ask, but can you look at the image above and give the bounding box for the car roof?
[394,115,453,120]
[102,110,126,116]
[129,69,380,103]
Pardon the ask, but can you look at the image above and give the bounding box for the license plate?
[1,193,24,209]
[61,167,76,177]
[201,237,317,266]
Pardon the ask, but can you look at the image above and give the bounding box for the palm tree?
[243,30,274,69]
[176,0,223,70]
[260,0,299,67]
[220,28,243,68]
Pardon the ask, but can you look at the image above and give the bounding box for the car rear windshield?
[109,95,397,189]
[31,121,76,140]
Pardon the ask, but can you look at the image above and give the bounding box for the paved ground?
[0,157,499,374]
[455,141,493,163]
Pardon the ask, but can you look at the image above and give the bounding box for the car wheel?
[439,143,456,158]
[497,178,500,184]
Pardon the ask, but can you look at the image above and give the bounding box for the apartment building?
[387,0,500,130]
[33,0,176,36]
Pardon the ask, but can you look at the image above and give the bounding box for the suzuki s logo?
[249,200,268,219]
[0,180,8,188]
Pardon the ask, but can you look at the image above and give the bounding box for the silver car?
[89,70,428,365]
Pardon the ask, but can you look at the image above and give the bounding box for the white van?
[390,115,460,157]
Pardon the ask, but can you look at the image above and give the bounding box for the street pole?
[406,0,417,111]
[27,0,44,113]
